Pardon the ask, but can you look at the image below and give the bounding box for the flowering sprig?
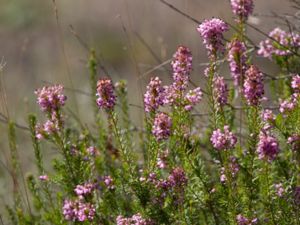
[197,18,229,56]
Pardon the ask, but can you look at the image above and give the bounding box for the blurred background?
[0,0,297,212]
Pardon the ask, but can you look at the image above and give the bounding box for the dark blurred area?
[0,0,297,210]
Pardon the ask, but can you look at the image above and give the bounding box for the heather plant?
[1,0,300,225]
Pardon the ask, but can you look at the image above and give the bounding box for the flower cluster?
[243,65,264,106]
[63,199,95,222]
[274,183,285,197]
[257,131,280,161]
[35,85,67,112]
[144,77,165,113]
[96,78,116,110]
[171,46,192,91]
[258,28,300,59]
[261,109,275,122]
[220,156,239,183]
[167,167,188,188]
[152,112,172,141]
[236,214,258,225]
[227,40,248,86]
[103,175,115,190]
[35,85,66,139]
[287,134,300,151]
[116,214,153,225]
[230,0,254,20]
[210,125,237,150]
[197,18,229,55]
[213,76,228,106]
[184,87,203,111]
[74,182,95,198]
[292,74,300,92]
[157,149,169,169]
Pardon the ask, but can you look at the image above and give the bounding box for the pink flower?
[96,78,116,110]
[144,77,165,113]
[210,125,237,150]
[258,28,300,59]
[171,46,192,91]
[184,87,203,111]
[227,40,248,86]
[292,74,300,92]
[39,175,48,181]
[35,84,67,112]
[213,76,228,106]
[152,112,172,141]
[257,131,280,161]
[230,0,254,20]
[197,18,229,55]
[243,65,264,106]
[74,183,95,197]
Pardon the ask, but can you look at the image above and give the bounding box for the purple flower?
[294,186,300,205]
[74,183,95,198]
[287,134,300,151]
[210,125,237,150]
[184,87,203,111]
[96,78,116,110]
[87,146,98,157]
[261,109,275,122]
[171,46,192,90]
[236,214,258,225]
[63,200,76,221]
[39,175,48,181]
[157,149,169,169]
[152,112,172,141]
[274,183,285,197]
[292,74,300,92]
[197,18,229,55]
[35,84,67,112]
[279,93,299,114]
[258,28,300,59]
[230,0,254,20]
[35,113,61,139]
[63,199,95,222]
[144,77,165,113]
[243,65,264,106]
[220,156,239,183]
[116,214,153,225]
[227,40,248,86]
[257,131,280,161]
[103,176,115,190]
[213,76,228,106]
[168,167,188,188]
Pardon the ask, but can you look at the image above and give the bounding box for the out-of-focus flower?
[152,112,172,141]
[258,28,300,59]
[184,87,203,111]
[292,74,300,92]
[103,176,115,190]
[74,183,95,198]
[230,0,254,21]
[287,134,300,151]
[236,214,258,225]
[274,183,285,197]
[63,199,95,222]
[116,214,153,225]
